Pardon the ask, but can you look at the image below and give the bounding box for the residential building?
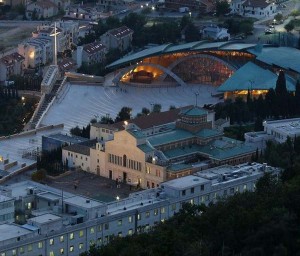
[0,52,24,82]
[64,106,256,189]
[56,20,80,47]
[201,25,230,40]
[0,163,280,256]
[18,38,52,69]
[231,0,277,18]
[0,194,14,224]
[26,0,59,20]
[57,58,77,75]
[100,26,133,52]
[64,5,102,20]
[73,41,106,67]
[0,0,24,7]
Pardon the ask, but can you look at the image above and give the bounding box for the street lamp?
[189,12,192,18]
[151,6,155,11]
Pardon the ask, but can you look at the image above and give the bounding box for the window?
[104,223,109,230]
[128,216,132,223]
[161,207,165,214]
[60,236,64,242]
[118,232,122,237]
[137,213,141,220]
[70,233,74,240]
[49,238,54,245]
[171,204,176,211]
[1,253,5,256]
[49,251,54,256]
[117,219,122,226]
[79,230,84,237]
[145,211,150,218]
[38,242,43,249]
[28,244,33,252]
[70,245,74,252]
[200,184,205,191]
[19,247,24,254]
[191,187,194,194]
[146,166,150,174]
[243,184,247,191]
[128,229,133,235]
[236,186,239,192]
[12,250,16,256]
[98,225,102,231]
[90,227,95,234]
[60,248,64,254]
[182,190,186,196]
[79,243,84,250]
[90,240,95,246]
[97,238,102,245]
[190,199,194,205]
[154,209,158,216]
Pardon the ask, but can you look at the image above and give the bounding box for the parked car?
[265,28,274,34]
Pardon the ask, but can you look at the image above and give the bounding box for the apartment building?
[0,163,280,256]
[18,38,52,69]
[26,1,59,20]
[73,41,107,67]
[231,0,277,18]
[100,26,133,52]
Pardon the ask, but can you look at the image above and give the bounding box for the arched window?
[123,155,127,167]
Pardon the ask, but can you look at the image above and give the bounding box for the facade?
[56,20,80,48]
[64,6,102,21]
[18,38,52,69]
[64,106,256,189]
[0,163,280,256]
[0,0,24,6]
[26,1,59,20]
[73,42,107,67]
[230,0,277,18]
[100,26,133,52]
[0,194,14,224]
[41,65,59,94]
[0,52,24,82]
[201,25,230,40]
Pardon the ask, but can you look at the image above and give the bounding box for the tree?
[152,104,161,113]
[216,0,231,16]
[284,22,294,32]
[185,23,201,42]
[141,107,150,115]
[239,20,254,34]
[115,106,132,122]
[274,13,283,22]
[290,9,300,19]
[275,70,288,97]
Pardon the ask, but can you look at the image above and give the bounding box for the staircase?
[29,79,64,129]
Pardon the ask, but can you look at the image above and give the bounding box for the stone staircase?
[30,79,64,129]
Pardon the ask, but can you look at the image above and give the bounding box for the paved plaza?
[41,83,221,133]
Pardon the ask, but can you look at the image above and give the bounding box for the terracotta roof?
[242,0,271,8]
[93,106,193,131]
[108,26,133,39]
[83,41,106,55]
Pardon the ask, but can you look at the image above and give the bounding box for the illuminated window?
[79,243,84,250]
[49,239,54,245]
[79,230,84,237]
[160,207,165,214]
[28,244,32,252]
[128,229,133,235]
[1,253,5,256]
[60,248,64,254]
[117,219,122,226]
[97,238,102,245]
[38,242,43,249]
[12,250,16,256]
[70,233,74,240]
[137,213,141,220]
[128,216,132,223]
[70,246,74,252]
[190,199,194,205]
[145,211,150,218]
[98,225,102,231]
[154,209,158,216]
[60,236,64,242]
[243,184,247,191]
[19,247,24,254]
[90,240,95,246]
[90,227,95,234]
[118,232,122,237]
[49,251,54,256]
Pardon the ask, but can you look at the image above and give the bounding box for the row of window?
[108,153,142,171]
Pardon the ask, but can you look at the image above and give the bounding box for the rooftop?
[264,118,300,136]
[43,133,89,144]
[28,213,61,225]
[162,175,209,189]
[218,62,296,92]
[64,196,104,208]
[0,224,33,242]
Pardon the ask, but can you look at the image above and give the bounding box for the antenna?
[194,92,199,106]
[54,22,57,65]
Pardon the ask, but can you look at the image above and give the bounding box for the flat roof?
[0,224,33,242]
[148,129,194,147]
[265,118,300,136]
[0,194,13,203]
[64,196,104,208]
[29,213,61,224]
[218,62,296,92]
[162,175,209,189]
[43,133,89,144]
[37,192,61,201]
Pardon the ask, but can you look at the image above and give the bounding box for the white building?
[245,118,300,148]
[18,38,52,69]
[0,194,14,224]
[41,65,59,94]
[0,163,280,256]
[26,1,59,20]
[230,0,277,18]
[201,25,230,40]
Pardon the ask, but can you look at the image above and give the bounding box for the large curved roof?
[106,40,257,69]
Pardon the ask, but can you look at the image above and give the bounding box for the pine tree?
[275,70,288,97]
